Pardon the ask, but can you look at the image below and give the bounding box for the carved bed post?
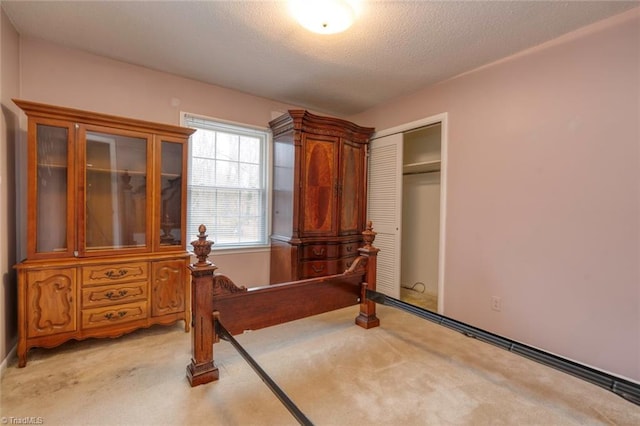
[186,225,219,386]
[356,221,380,329]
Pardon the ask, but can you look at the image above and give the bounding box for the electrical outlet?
[491,296,502,312]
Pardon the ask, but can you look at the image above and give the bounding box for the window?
[184,114,269,250]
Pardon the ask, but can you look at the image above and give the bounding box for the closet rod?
[403,169,441,176]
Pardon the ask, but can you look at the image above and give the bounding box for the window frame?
[182,112,272,252]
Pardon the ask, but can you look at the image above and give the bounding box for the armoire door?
[299,133,339,237]
[339,140,366,236]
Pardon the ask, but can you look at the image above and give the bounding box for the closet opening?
[367,113,446,313]
[400,123,441,311]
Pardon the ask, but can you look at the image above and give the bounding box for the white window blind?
[184,114,269,249]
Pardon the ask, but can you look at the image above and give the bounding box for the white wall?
[353,9,640,381]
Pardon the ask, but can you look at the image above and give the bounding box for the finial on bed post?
[191,224,214,266]
[187,224,219,387]
[362,220,376,249]
[356,220,380,329]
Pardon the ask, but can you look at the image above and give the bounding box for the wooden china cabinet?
[13,99,195,367]
[269,110,374,283]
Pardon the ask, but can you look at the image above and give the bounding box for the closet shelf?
[403,160,441,175]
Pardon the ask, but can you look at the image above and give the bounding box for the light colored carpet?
[1,305,639,425]
[401,287,437,311]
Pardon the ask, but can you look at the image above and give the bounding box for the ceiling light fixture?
[289,0,361,35]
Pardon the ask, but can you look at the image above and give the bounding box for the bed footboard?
[187,222,379,386]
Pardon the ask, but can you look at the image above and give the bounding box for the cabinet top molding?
[269,110,374,143]
[13,99,196,138]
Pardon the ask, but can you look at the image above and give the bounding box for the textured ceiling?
[3,1,638,116]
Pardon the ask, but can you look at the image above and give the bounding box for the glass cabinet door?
[81,127,151,254]
[30,121,75,258]
[158,139,185,248]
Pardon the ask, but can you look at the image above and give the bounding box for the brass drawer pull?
[311,264,325,273]
[104,311,127,320]
[346,245,353,252]
[105,269,128,279]
[312,247,325,257]
[104,290,129,299]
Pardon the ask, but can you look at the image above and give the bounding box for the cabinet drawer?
[81,301,148,329]
[300,260,340,278]
[301,244,338,260]
[82,281,147,308]
[339,242,360,257]
[82,262,148,286]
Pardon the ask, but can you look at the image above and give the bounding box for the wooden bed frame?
[186,223,380,386]
[184,225,640,408]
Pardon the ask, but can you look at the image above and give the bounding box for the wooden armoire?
[269,110,374,283]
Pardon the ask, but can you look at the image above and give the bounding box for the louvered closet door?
[367,133,402,298]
